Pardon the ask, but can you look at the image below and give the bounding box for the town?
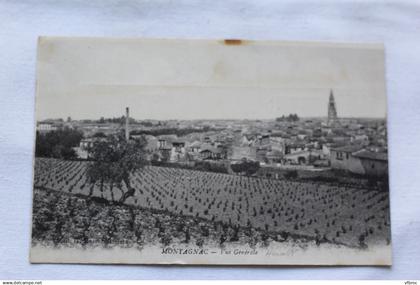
[32,90,391,251]
[36,90,388,180]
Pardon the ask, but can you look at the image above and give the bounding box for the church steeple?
[327,89,338,126]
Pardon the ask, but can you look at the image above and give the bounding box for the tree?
[231,160,260,176]
[289,113,299,122]
[160,150,171,162]
[35,127,83,159]
[284,170,298,179]
[275,114,300,122]
[86,134,148,203]
[93,131,107,138]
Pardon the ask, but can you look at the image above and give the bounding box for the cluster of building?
[37,91,388,177]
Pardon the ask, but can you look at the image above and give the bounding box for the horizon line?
[38,116,387,122]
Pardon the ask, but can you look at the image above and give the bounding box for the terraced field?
[33,158,391,248]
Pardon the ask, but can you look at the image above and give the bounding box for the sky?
[35,38,387,120]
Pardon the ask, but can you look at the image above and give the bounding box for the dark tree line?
[231,160,260,176]
[35,128,83,159]
[276,114,300,122]
[97,116,136,124]
[151,159,229,174]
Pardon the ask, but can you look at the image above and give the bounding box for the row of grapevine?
[34,158,390,248]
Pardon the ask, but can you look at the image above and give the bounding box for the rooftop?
[352,150,388,161]
[331,145,364,153]
[200,146,222,154]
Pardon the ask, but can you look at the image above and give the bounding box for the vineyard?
[33,158,391,248]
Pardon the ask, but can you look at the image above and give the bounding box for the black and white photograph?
[30,37,391,265]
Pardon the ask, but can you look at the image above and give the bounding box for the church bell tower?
[327,89,338,126]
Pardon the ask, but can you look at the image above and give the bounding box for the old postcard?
[30,37,391,265]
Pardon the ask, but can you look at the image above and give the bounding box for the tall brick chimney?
[125,107,129,141]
